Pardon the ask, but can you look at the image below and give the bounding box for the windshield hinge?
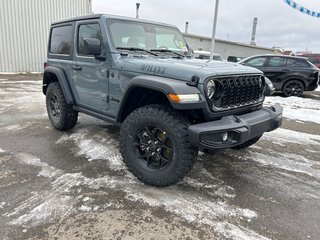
[187,75,200,87]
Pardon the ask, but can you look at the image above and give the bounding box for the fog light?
[222,132,228,142]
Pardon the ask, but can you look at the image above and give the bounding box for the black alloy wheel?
[133,126,173,170]
[46,82,78,131]
[49,93,61,120]
[282,80,304,97]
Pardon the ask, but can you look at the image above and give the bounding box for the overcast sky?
[92,0,320,53]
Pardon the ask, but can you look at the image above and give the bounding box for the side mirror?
[83,38,101,56]
[83,38,106,61]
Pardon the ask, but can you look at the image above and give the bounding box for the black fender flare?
[43,66,75,105]
[116,75,206,122]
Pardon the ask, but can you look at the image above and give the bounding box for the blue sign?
[284,0,320,18]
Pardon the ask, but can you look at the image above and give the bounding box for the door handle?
[72,65,82,71]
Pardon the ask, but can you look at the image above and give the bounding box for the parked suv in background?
[43,14,282,186]
[239,55,320,97]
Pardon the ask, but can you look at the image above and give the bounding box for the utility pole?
[136,3,140,18]
[210,0,219,60]
[250,17,258,46]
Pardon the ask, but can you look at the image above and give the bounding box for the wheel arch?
[116,75,205,123]
[116,85,170,122]
[43,66,75,104]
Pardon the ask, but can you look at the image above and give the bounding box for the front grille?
[211,75,263,110]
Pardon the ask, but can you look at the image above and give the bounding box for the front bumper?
[188,104,283,150]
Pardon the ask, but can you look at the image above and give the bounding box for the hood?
[120,56,263,83]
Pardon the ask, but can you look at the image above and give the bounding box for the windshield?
[107,19,188,53]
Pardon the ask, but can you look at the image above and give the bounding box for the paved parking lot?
[0,76,319,240]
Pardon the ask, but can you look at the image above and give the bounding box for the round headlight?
[206,80,216,99]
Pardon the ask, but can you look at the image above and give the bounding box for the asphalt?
[0,75,319,240]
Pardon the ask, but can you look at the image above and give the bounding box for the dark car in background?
[299,54,320,68]
[193,50,222,61]
[238,55,320,97]
[227,56,245,62]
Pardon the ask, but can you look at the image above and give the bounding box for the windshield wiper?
[116,47,158,56]
[150,49,185,58]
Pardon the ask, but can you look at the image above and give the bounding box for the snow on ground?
[56,128,124,170]
[16,152,63,178]
[54,127,268,239]
[4,149,268,239]
[0,80,42,84]
[2,79,320,239]
[265,96,320,124]
[0,80,46,132]
[263,128,320,146]
[11,128,319,239]
[238,150,320,180]
[316,86,320,92]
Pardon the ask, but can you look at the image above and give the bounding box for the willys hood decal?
[121,57,262,83]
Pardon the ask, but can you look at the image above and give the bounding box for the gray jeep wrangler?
[43,14,283,187]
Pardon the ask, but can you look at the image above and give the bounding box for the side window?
[267,57,286,67]
[286,59,310,67]
[245,57,267,67]
[50,25,73,55]
[78,23,104,56]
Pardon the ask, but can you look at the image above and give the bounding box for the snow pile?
[265,96,320,124]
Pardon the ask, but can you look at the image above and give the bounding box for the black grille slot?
[211,75,262,110]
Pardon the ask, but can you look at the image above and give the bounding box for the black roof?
[52,14,103,25]
[51,14,176,29]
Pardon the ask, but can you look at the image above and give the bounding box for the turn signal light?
[167,94,200,103]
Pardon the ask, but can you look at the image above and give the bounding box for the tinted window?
[50,25,72,55]
[286,59,310,67]
[245,57,267,67]
[78,23,104,56]
[267,57,286,67]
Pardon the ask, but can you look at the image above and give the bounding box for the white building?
[184,33,276,60]
[0,0,92,73]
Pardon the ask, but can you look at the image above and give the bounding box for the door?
[72,20,109,111]
[263,56,287,82]
[243,56,268,73]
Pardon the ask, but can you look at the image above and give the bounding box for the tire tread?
[119,104,197,187]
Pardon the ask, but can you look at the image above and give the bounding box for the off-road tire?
[46,82,78,131]
[232,135,262,149]
[120,104,198,187]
